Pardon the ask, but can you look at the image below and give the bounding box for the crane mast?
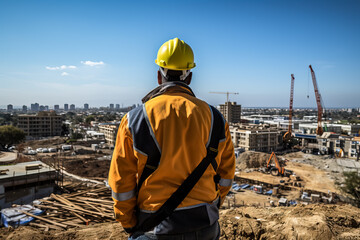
[283,74,295,142]
[288,74,295,133]
[309,65,324,136]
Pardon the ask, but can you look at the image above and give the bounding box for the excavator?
[335,148,344,158]
[266,152,293,177]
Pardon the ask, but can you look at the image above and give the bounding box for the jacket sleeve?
[108,114,138,229]
[217,121,235,206]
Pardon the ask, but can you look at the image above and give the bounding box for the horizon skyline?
[2,103,360,110]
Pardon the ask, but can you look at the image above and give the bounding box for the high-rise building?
[116,104,120,110]
[7,104,13,112]
[84,103,89,110]
[64,104,69,111]
[70,104,75,111]
[17,111,63,139]
[219,102,241,123]
[109,104,114,109]
[45,105,49,111]
[54,105,60,111]
[39,105,45,111]
[31,103,39,111]
[22,105,27,112]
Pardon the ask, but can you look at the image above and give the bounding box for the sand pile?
[236,151,271,169]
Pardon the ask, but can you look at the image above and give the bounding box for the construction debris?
[4,184,114,231]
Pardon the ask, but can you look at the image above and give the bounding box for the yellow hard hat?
[155,38,196,70]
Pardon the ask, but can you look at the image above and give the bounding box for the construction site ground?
[1,204,359,240]
[1,138,359,239]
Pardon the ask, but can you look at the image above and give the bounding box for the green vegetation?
[0,113,18,126]
[341,172,360,207]
[0,125,26,150]
[85,115,95,124]
[70,132,83,140]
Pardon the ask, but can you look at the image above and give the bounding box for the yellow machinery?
[266,152,293,177]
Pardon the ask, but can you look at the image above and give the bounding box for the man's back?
[138,84,217,210]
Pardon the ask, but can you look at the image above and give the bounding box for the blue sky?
[1,0,359,108]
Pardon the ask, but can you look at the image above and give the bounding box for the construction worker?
[108,37,235,240]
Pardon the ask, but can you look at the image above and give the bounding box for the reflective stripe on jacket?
[108,83,235,231]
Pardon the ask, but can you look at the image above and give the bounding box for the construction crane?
[283,74,295,142]
[309,65,324,136]
[209,91,239,102]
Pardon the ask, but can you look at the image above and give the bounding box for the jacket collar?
[142,81,196,103]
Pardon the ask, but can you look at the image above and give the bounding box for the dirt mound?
[284,151,305,159]
[0,205,360,240]
[19,137,66,151]
[63,158,110,178]
[236,151,271,169]
[3,204,358,240]
[219,204,360,240]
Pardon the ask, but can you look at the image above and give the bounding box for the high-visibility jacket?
[108,82,235,234]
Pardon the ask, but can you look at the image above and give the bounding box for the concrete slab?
[0,151,17,163]
[337,159,359,169]
[0,161,55,180]
[354,162,360,168]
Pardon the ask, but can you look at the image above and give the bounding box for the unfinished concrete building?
[17,111,63,139]
[219,102,241,123]
[229,124,282,152]
[98,123,120,146]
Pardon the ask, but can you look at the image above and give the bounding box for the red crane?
[283,74,295,142]
[309,65,324,136]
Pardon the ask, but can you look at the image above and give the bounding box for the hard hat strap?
[179,70,191,81]
[159,68,191,81]
[159,67,169,80]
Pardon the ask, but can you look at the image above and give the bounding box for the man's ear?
[184,72,192,85]
[157,71,162,85]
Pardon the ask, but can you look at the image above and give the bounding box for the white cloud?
[46,65,77,70]
[61,72,69,76]
[81,60,105,66]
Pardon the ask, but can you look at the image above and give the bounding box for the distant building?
[17,111,63,139]
[31,103,39,111]
[39,105,45,111]
[7,104,13,112]
[116,104,120,110]
[109,104,114,109]
[54,105,60,111]
[84,103,89,110]
[22,105,27,112]
[45,105,49,111]
[99,123,120,146]
[70,104,75,111]
[219,102,241,123]
[229,124,281,152]
[64,104,69,111]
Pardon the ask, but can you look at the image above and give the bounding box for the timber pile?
[24,185,115,231]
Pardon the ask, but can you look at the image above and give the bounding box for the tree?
[61,123,70,136]
[70,132,83,140]
[85,115,95,125]
[341,172,360,207]
[0,125,26,150]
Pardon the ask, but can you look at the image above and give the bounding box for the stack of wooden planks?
[23,185,115,231]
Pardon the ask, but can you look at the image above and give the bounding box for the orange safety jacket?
[108,82,235,234]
